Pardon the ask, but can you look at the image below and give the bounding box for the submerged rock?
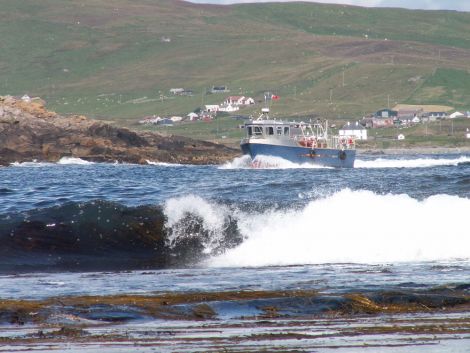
[0,95,238,166]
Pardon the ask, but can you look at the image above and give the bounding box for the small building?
[170,88,185,95]
[411,116,421,124]
[139,115,161,125]
[375,109,398,119]
[428,112,447,120]
[219,103,239,112]
[169,116,183,123]
[422,113,448,122]
[204,104,219,112]
[398,108,422,119]
[397,134,405,140]
[211,86,229,94]
[224,96,255,106]
[339,121,367,140]
[21,94,31,103]
[180,89,193,96]
[158,118,174,126]
[361,116,394,128]
[466,128,470,139]
[449,111,465,119]
[187,112,199,121]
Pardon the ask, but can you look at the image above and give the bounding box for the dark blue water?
[1,154,470,352]
[1,154,469,213]
[0,153,469,277]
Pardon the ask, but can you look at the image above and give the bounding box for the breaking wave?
[57,157,95,165]
[1,190,469,272]
[220,155,331,169]
[208,189,470,267]
[10,160,54,167]
[146,160,185,167]
[11,157,95,167]
[355,156,470,169]
[221,155,470,170]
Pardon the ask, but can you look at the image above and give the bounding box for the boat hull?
[241,140,355,168]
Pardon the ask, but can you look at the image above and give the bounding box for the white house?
[219,103,239,112]
[170,116,183,123]
[205,105,219,112]
[449,111,465,119]
[397,134,405,140]
[411,116,421,124]
[170,88,184,95]
[339,121,367,140]
[21,94,31,102]
[139,115,161,125]
[211,86,229,93]
[187,112,199,121]
[224,96,255,106]
[428,112,447,119]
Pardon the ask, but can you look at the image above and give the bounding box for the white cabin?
[339,122,367,140]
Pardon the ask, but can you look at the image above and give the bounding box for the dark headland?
[0,95,238,166]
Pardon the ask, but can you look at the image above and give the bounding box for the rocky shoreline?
[1,287,469,352]
[0,96,238,166]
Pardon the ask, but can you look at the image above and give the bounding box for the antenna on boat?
[261,92,271,119]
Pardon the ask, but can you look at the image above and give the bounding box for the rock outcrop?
[0,96,239,166]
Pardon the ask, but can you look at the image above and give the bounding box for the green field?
[1,0,470,135]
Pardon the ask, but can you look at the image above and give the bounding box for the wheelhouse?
[243,119,354,150]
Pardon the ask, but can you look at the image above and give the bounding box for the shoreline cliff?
[0,96,239,166]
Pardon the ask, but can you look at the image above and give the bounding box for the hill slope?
[0,0,469,125]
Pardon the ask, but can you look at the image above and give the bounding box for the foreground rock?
[0,96,239,166]
[1,288,469,352]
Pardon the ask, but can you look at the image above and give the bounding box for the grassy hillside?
[1,0,470,130]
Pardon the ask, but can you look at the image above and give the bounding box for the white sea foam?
[57,157,94,165]
[164,195,230,253]
[220,155,331,169]
[355,156,470,169]
[11,157,94,166]
[222,154,470,170]
[219,155,252,169]
[166,189,470,267]
[146,160,185,167]
[10,160,54,167]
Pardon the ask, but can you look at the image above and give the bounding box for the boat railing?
[331,135,356,149]
[294,134,355,150]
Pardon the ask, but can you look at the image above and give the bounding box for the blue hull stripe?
[241,142,355,168]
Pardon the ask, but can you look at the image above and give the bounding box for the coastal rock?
[0,95,238,166]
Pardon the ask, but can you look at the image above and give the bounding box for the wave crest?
[1,190,469,272]
[355,156,470,169]
[209,189,470,267]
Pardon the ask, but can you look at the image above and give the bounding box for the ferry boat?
[240,108,356,168]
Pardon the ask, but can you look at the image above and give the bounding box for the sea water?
[0,153,470,352]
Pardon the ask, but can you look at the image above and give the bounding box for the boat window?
[253,126,263,135]
[266,126,274,135]
[284,127,289,135]
[277,127,282,135]
[247,126,253,136]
